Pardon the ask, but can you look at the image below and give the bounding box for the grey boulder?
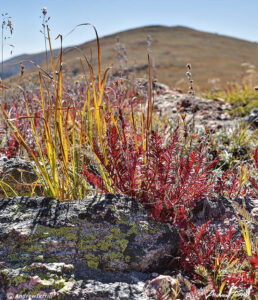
[0,193,179,298]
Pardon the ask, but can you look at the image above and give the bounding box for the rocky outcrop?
[0,194,179,299]
[191,196,258,238]
[131,79,238,130]
[153,92,240,129]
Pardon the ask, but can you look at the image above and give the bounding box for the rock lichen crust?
[0,194,179,299]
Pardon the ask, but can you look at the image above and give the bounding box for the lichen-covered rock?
[152,92,240,129]
[0,264,168,299]
[0,194,179,298]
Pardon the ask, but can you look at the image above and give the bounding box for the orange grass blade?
[0,84,8,89]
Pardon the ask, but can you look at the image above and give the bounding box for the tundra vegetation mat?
[0,22,257,300]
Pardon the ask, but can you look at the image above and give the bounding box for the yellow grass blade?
[30,177,41,197]
[0,181,18,197]
[235,209,252,256]
[219,282,226,295]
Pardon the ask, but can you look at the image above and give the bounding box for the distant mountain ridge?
[2,50,60,79]
[4,25,258,90]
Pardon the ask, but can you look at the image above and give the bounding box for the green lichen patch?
[0,264,75,297]
[84,254,100,269]
[35,225,77,240]
[117,239,129,252]
[108,252,124,260]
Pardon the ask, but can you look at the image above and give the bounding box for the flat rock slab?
[0,263,159,300]
[0,194,179,298]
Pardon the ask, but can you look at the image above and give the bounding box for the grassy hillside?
[4,25,258,91]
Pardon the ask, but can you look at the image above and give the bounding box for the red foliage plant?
[179,221,244,275]
[83,110,220,228]
[178,221,258,295]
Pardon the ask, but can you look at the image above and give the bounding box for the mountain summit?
[5,25,258,90]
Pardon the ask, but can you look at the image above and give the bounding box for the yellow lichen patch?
[117,239,129,252]
[36,225,77,239]
[128,222,140,235]
[78,241,98,251]
[125,255,131,263]
[97,240,113,251]
[110,227,121,235]
[108,252,124,260]
[84,254,100,269]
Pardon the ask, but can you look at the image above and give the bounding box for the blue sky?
[1,0,258,61]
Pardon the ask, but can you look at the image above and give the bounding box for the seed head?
[42,7,47,16]
[20,61,24,76]
[7,20,13,34]
[181,113,186,121]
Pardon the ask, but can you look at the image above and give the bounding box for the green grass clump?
[205,82,258,117]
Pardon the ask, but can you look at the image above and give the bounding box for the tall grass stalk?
[1,13,13,99]
[0,26,90,200]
